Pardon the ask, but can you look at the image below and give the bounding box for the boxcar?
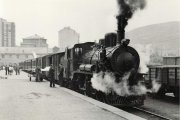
[163,56,180,65]
[147,65,180,98]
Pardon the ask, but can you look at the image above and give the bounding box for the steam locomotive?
[20,15,146,107]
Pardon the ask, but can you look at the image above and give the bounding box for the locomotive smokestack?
[116,0,147,45]
[116,15,128,44]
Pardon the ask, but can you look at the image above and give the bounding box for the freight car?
[163,56,180,65]
[147,65,180,98]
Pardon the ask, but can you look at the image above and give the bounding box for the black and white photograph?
[0,0,179,120]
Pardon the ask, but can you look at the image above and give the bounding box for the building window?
[26,55,28,58]
[2,55,5,58]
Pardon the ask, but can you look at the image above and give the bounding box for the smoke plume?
[117,0,146,19]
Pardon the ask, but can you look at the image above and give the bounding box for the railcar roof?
[24,42,95,60]
[148,65,180,68]
[74,42,95,47]
[163,56,180,58]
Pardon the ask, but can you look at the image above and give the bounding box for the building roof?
[58,27,79,35]
[0,47,49,54]
[23,34,45,39]
[0,18,7,22]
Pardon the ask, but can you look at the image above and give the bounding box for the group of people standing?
[4,65,20,75]
[48,64,64,88]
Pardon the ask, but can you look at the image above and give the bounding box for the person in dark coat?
[7,66,10,75]
[58,64,64,86]
[9,65,13,75]
[35,67,41,82]
[48,64,55,87]
[5,65,8,75]
[15,65,20,75]
[17,66,20,75]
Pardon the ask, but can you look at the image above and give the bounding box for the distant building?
[21,34,48,47]
[0,47,50,66]
[58,27,79,52]
[52,46,60,53]
[0,18,15,47]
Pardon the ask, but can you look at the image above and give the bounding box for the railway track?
[121,107,173,120]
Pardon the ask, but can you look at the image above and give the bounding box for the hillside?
[126,21,180,51]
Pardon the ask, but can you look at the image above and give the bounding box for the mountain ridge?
[126,21,180,50]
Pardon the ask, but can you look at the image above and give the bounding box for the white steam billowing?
[133,44,161,93]
[32,51,37,58]
[151,79,161,93]
[91,71,147,96]
[91,71,161,96]
[91,44,161,96]
[132,44,151,73]
[91,71,131,96]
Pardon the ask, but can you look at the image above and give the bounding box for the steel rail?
[133,107,173,120]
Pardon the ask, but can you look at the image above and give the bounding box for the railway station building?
[0,47,50,66]
[21,34,48,48]
[0,33,51,66]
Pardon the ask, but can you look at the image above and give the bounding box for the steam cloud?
[91,71,161,96]
[151,79,161,93]
[32,51,37,58]
[132,44,151,73]
[117,0,146,19]
[91,71,132,96]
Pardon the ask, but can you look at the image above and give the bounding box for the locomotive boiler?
[79,16,139,76]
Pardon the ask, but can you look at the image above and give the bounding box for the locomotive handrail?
[105,46,119,57]
[90,48,101,64]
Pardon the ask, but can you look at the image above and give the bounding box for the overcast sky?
[0,0,180,48]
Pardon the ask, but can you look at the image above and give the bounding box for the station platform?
[0,70,145,120]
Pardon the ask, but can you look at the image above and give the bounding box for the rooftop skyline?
[23,34,45,39]
[0,0,180,48]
